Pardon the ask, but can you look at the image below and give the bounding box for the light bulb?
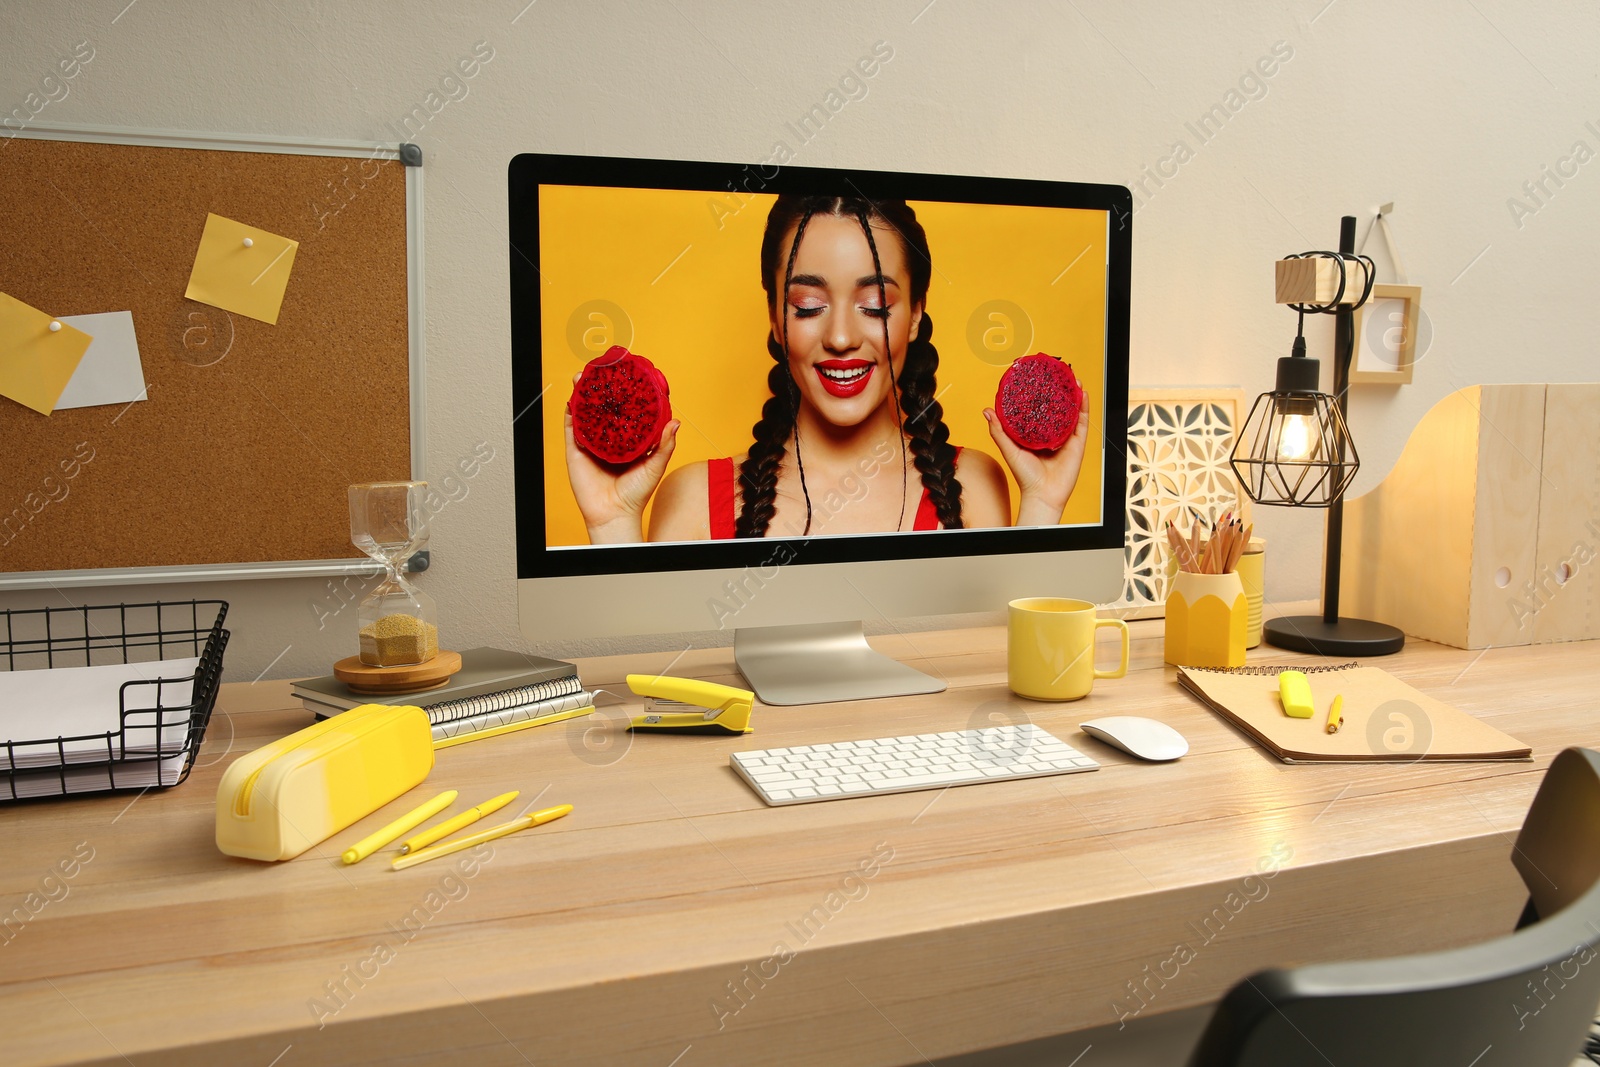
[1277,413,1315,462]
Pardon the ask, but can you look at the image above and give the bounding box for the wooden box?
[1339,383,1600,649]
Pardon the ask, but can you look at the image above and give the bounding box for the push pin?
[243,237,254,248]
[49,321,62,332]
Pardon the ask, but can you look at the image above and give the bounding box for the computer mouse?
[1078,716,1189,762]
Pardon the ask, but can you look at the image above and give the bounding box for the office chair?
[1187,746,1600,1067]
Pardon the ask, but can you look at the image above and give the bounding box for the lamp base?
[1263,615,1405,657]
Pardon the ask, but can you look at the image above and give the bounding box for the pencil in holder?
[1165,571,1247,668]
[1168,537,1265,648]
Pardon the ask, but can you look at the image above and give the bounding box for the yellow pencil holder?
[1164,571,1247,668]
[1166,537,1265,648]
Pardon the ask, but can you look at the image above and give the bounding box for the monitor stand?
[734,621,948,706]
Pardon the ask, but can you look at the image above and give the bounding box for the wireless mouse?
[1078,716,1188,762]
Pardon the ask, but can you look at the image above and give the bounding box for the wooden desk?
[4,621,1597,1067]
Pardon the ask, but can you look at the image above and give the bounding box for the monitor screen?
[511,154,1130,585]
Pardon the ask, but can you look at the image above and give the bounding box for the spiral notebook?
[422,675,585,727]
[1177,662,1532,763]
[294,648,577,718]
[431,687,593,746]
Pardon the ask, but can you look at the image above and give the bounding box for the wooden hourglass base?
[333,650,463,694]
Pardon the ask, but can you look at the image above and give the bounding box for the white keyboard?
[731,723,1098,806]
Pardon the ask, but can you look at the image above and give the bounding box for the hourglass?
[349,481,437,666]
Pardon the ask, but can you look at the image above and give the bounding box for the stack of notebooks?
[294,648,592,748]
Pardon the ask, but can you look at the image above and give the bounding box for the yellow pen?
[400,790,518,854]
[392,804,573,871]
[342,789,458,865]
[1326,694,1345,734]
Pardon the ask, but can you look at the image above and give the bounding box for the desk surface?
[3,619,1596,1067]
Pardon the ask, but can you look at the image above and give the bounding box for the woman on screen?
[563,195,1089,543]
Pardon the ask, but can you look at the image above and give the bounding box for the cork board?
[0,133,414,577]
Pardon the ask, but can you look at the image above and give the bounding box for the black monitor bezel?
[510,152,1130,580]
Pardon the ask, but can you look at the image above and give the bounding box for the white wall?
[3,0,1597,680]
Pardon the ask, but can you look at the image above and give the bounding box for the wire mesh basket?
[0,600,229,802]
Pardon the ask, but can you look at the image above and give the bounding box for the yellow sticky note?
[0,292,93,416]
[185,213,299,325]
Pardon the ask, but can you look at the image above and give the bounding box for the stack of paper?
[3,757,195,799]
[1,657,200,798]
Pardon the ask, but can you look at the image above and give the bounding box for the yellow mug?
[1007,597,1130,701]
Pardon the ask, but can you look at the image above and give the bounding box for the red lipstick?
[814,359,874,398]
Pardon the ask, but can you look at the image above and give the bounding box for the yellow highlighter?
[400,790,518,854]
[342,789,457,865]
[1278,671,1315,718]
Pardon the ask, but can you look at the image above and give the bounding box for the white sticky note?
[53,311,148,411]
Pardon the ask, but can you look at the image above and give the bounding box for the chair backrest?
[1187,748,1600,1067]
[1514,747,1600,922]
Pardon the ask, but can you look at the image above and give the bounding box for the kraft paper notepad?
[1177,662,1532,763]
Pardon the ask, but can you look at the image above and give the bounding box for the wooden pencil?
[1226,521,1245,572]
[1167,520,1196,573]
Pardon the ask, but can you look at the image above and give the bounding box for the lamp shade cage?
[1231,387,1359,508]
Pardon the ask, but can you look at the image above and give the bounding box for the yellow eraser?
[1278,671,1315,718]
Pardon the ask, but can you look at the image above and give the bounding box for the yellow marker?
[392,804,573,871]
[431,704,593,750]
[341,789,457,865]
[1325,694,1344,734]
[400,790,518,854]
[1278,670,1314,718]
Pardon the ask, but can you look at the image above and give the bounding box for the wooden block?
[1275,257,1372,305]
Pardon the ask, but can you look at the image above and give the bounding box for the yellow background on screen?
[539,185,1107,546]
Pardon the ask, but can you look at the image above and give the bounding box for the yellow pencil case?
[216,703,433,861]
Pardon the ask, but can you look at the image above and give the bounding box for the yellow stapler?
[626,674,755,735]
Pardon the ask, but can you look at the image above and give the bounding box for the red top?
[706,449,959,539]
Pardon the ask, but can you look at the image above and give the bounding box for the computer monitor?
[510,154,1130,705]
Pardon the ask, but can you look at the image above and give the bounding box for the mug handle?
[1094,618,1130,679]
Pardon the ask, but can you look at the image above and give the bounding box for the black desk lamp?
[1229,215,1406,656]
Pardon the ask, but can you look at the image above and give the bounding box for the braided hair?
[735,196,963,538]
